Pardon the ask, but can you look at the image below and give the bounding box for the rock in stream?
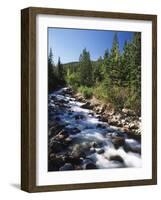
[48,87,141,171]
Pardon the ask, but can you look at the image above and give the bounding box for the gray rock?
[59,163,74,171]
[112,137,125,149]
[49,122,65,136]
[48,155,65,171]
[97,149,105,154]
[89,147,96,154]
[122,108,136,116]
[91,141,98,148]
[85,163,97,169]
[81,102,93,109]
[75,114,85,120]
[109,155,124,163]
[51,141,65,153]
[96,124,106,129]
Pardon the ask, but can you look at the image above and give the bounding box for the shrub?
[78,86,93,99]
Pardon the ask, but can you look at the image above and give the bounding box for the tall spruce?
[79,48,93,86]
[48,48,55,91]
[109,33,121,85]
[130,33,141,92]
[57,57,64,84]
[121,41,132,87]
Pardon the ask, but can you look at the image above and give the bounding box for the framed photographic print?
[21,7,157,192]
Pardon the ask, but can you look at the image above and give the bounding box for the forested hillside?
[48,32,141,114]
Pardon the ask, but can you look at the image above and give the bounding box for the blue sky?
[48,28,134,64]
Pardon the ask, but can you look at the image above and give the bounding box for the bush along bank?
[74,91,141,141]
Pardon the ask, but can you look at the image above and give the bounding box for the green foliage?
[49,32,141,114]
[66,71,80,90]
[57,57,65,85]
[79,48,93,86]
[78,86,93,99]
[48,48,66,92]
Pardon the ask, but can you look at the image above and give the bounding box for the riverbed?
[48,87,141,171]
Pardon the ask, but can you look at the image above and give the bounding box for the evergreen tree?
[93,56,103,83]
[108,33,121,85]
[48,48,55,91]
[79,48,93,86]
[57,57,65,84]
[48,48,54,74]
[130,33,141,92]
[103,49,109,68]
[62,32,141,113]
[121,41,132,87]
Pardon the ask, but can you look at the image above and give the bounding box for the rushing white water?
[49,87,141,169]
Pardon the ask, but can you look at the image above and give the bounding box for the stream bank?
[74,92,141,141]
[48,87,141,171]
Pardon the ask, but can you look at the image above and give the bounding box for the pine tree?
[104,49,109,68]
[57,57,64,84]
[130,33,141,91]
[48,48,55,91]
[48,48,54,74]
[79,48,93,86]
[108,33,121,85]
[121,40,132,87]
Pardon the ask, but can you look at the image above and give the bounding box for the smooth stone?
[65,156,83,165]
[109,155,124,163]
[48,156,65,171]
[51,141,65,153]
[89,147,96,154]
[70,127,81,135]
[81,102,93,109]
[91,141,98,148]
[85,163,97,169]
[97,149,105,154]
[96,124,106,129]
[59,163,74,171]
[112,137,125,149]
[75,114,85,120]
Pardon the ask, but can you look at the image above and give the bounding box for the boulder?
[49,123,65,137]
[50,95,57,101]
[75,114,85,120]
[64,137,73,145]
[65,155,83,165]
[70,127,81,135]
[122,108,136,116]
[88,112,94,116]
[48,155,65,171]
[96,124,106,129]
[51,141,65,153]
[52,129,69,142]
[109,155,124,163]
[95,104,106,114]
[91,141,98,148]
[129,122,138,129]
[72,143,90,157]
[81,102,93,109]
[65,88,73,95]
[85,163,97,169]
[124,142,141,154]
[55,116,61,121]
[108,118,118,126]
[89,147,96,154]
[59,163,74,171]
[112,137,125,149]
[97,149,105,154]
[59,99,69,104]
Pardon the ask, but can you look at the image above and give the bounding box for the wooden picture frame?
[21,7,157,192]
